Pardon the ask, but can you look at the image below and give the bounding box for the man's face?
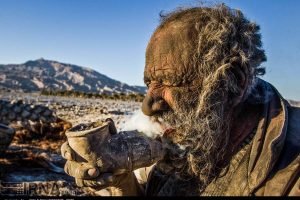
[142,23,230,185]
[143,22,199,118]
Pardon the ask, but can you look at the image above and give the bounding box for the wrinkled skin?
[142,21,200,116]
[142,22,230,187]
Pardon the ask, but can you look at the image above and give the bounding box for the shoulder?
[254,104,300,196]
[273,103,300,170]
[287,105,300,139]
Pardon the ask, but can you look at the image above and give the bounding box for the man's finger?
[75,173,115,188]
[64,160,99,179]
[75,178,97,188]
[61,142,75,161]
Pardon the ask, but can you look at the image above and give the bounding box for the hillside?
[0,58,146,94]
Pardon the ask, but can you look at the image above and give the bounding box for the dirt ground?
[0,92,141,196]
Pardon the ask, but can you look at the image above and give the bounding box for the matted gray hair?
[158,4,266,101]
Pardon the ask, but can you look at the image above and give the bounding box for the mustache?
[158,99,230,189]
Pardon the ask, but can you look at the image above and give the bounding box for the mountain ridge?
[0,58,146,94]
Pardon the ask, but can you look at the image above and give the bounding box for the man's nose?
[142,94,170,116]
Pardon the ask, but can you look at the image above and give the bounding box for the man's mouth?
[163,127,176,137]
[151,116,176,136]
[151,116,175,136]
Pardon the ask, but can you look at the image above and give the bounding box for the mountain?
[0,58,146,94]
[289,100,300,107]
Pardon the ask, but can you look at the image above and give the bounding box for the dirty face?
[142,21,200,118]
[141,21,231,186]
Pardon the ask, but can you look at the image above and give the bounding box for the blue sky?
[0,0,299,100]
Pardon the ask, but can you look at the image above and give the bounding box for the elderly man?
[62,4,299,196]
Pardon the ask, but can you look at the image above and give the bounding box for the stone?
[21,110,31,118]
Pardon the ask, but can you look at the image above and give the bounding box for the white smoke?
[120,109,163,138]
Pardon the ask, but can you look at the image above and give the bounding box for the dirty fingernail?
[88,168,99,177]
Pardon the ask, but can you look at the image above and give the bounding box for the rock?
[8,113,16,120]
[40,116,48,123]
[33,106,44,114]
[30,113,38,121]
[43,110,52,116]
[21,110,31,118]
[1,108,8,116]
[13,105,22,113]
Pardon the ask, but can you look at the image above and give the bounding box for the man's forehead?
[144,24,195,85]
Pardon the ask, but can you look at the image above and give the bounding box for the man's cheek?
[163,88,181,110]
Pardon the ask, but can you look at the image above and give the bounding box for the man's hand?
[61,141,116,188]
[61,140,144,196]
[60,119,145,195]
[61,118,128,188]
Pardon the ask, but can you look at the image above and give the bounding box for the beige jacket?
[201,82,300,196]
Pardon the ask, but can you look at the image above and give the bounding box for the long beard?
[159,90,231,190]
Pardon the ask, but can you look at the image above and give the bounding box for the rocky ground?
[0,91,141,129]
[0,91,141,196]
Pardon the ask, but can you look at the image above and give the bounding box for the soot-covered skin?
[142,7,267,118]
[142,20,200,116]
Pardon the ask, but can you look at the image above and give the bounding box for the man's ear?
[227,58,249,107]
